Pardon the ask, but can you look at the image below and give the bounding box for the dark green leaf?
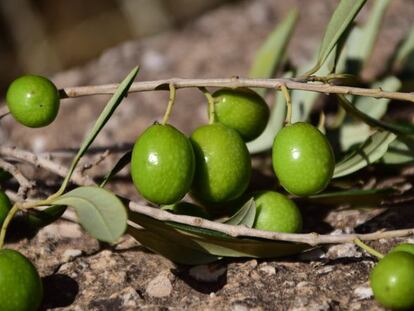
[127,226,219,265]
[52,186,128,242]
[305,188,395,206]
[59,67,139,193]
[129,211,308,259]
[303,0,366,76]
[100,150,132,187]
[26,205,66,229]
[334,130,397,178]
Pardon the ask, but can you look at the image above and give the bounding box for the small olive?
[272,122,335,196]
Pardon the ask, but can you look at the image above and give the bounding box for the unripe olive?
[130,123,195,205]
[213,88,270,142]
[272,122,334,196]
[6,75,60,128]
[190,123,251,204]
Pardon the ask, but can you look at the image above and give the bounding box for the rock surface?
[2,0,414,310]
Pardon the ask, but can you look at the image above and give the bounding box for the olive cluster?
[130,87,335,233]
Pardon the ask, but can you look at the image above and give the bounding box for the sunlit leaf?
[304,0,366,76]
[249,8,298,95]
[59,67,139,193]
[382,136,414,164]
[222,198,256,227]
[344,0,390,74]
[247,87,286,153]
[52,186,128,242]
[334,131,397,178]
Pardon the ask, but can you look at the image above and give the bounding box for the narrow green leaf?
[129,211,308,259]
[26,205,67,229]
[382,136,414,164]
[337,95,414,135]
[249,9,298,94]
[354,77,401,119]
[339,77,401,150]
[52,186,127,242]
[59,67,139,193]
[127,226,219,265]
[334,130,397,178]
[304,0,366,76]
[305,188,395,206]
[100,150,132,187]
[393,25,414,71]
[222,198,256,227]
[344,0,390,73]
[247,74,289,154]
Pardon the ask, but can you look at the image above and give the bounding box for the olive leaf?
[129,211,308,259]
[382,136,414,164]
[249,8,298,95]
[221,198,256,227]
[342,0,390,74]
[127,226,220,265]
[51,186,127,243]
[334,130,397,178]
[58,67,139,193]
[247,86,287,153]
[100,150,132,187]
[303,0,366,76]
[305,188,395,207]
[392,25,414,73]
[26,205,67,230]
[339,77,401,150]
[336,95,414,136]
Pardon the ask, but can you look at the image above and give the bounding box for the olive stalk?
[354,238,384,259]
[161,83,176,125]
[199,87,216,124]
[280,84,292,125]
[0,204,19,249]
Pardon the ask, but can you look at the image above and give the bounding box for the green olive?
[213,88,270,142]
[130,123,195,205]
[0,249,43,311]
[370,251,414,310]
[272,122,334,196]
[390,243,414,256]
[0,191,11,225]
[6,75,60,128]
[190,123,251,204]
[253,191,302,233]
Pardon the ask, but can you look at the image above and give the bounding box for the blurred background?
[0,0,234,95]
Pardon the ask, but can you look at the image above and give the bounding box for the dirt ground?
[2,0,414,310]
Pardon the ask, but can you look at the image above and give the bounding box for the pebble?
[146,271,173,298]
[353,285,373,300]
[258,264,276,276]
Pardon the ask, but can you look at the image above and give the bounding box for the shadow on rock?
[41,274,79,309]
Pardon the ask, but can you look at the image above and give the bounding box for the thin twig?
[0,158,34,199]
[59,77,414,103]
[2,147,413,246]
[0,146,95,186]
